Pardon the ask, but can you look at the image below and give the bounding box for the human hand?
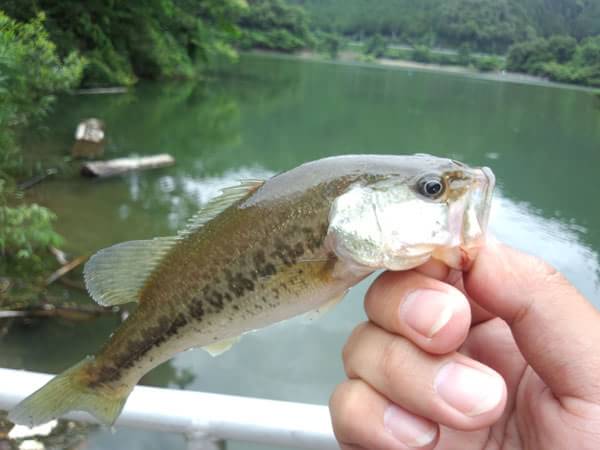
[330,239,600,449]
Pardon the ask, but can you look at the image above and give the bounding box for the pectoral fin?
[84,237,177,306]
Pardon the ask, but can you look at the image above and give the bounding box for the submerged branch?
[45,255,87,286]
[0,303,119,321]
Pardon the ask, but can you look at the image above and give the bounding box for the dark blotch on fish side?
[253,250,266,266]
[92,365,121,386]
[258,262,276,277]
[189,300,205,320]
[302,226,325,251]
[226,271,256,298]
[271,239,306,267]
[207,291,224,309]
[252,249,278,278]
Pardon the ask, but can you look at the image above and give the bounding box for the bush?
[412,45,433,63]
[506,38,553,73]
[365,34,387,58]
[315,31,344,59]
[0,181,63,270]
[548,35,577,64]
[576,36,600,67]
[474,55,503,72]
[457,44,472,66]
[506,34,600,87]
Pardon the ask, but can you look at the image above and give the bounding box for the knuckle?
[342,322,369,375]
[380,337,402,387]
[329,381,367,440]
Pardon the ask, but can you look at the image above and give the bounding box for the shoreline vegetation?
[283,48,598,92]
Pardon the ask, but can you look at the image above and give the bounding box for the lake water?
[4,53,600,449]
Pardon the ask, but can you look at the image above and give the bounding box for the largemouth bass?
[10,154,495,426]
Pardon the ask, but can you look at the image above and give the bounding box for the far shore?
[249,49,599,93]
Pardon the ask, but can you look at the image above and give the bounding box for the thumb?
[464,239,600,402]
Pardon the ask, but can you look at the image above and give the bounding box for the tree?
[506,38,552,72]
[237,0,314,52]
[1,0,247,86]
[548,35,577,63]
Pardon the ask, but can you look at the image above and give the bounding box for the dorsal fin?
[84,237,177,306]
[83,179,264,307]
[177,179,264,239]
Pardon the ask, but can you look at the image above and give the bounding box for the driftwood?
[81,153,175,178]
[45,255,87,286]
[17,168,58,190]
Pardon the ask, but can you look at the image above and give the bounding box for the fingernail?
[401,290,456,338]
[435,362,504,416]
[384,404,437,448]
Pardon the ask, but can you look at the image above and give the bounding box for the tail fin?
[9,358,131,427]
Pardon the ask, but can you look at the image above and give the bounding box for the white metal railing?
[0,368,339,450]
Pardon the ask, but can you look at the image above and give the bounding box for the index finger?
[364,270,471,355]
[464,239,600,402]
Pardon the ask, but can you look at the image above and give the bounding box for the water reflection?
[490,193,600,301]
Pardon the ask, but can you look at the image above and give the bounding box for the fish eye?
[418,175,445,199]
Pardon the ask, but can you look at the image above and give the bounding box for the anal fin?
[202,336,241,357]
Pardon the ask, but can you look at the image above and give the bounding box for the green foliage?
[507,38,554,73]
[377,42,506,72]
[411,45,433,63]
[548,35,577,63]
[237,0,313,52]
[577,35,600,67]
[290,0,600,53]
[457,44,472,66]
[365,34,387,58]
[315,31,344,59]
[2,0,247,87]
[0,12,81,272]
[0,181,63,271]
[507,35,600,87]
[0,12,84,128]
[0,11,83,176]
[436,0,534,53]
[474,55,503,72]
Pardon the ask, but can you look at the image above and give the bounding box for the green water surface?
[4,53,600,449]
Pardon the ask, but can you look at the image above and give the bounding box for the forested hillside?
[292,0,600,52]
[0,0,247,86]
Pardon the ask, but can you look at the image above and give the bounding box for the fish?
[9,154,495,427]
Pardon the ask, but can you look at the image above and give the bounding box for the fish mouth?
[455,166,495,268]
[476,166,495,234]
